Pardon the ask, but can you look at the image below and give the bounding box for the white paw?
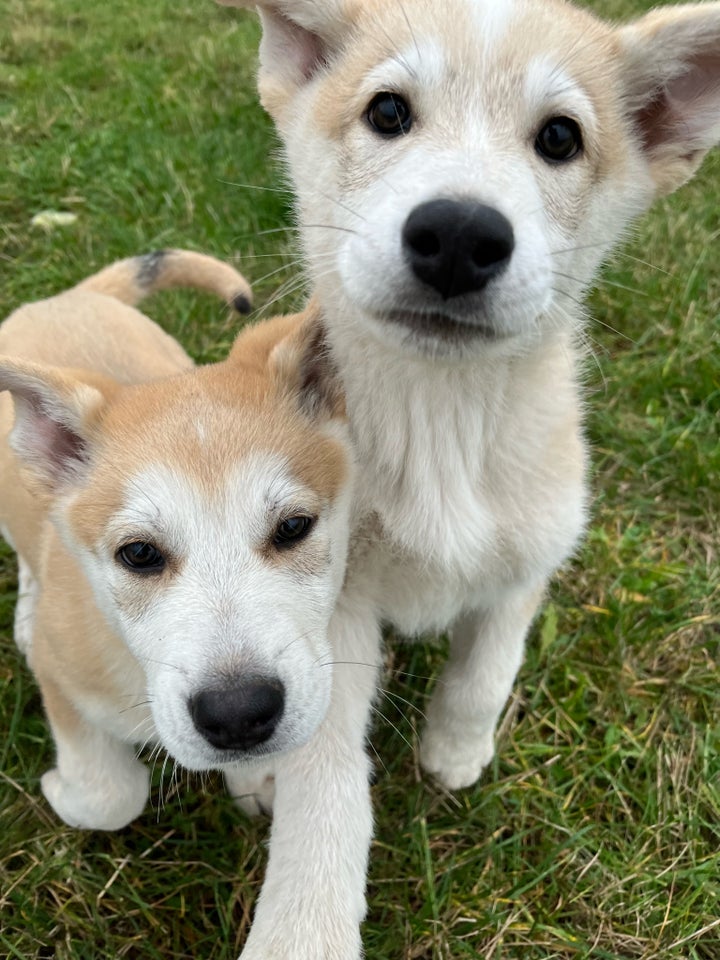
[419,727,494,790]
[41,763,149,830]
[224,765,275,818]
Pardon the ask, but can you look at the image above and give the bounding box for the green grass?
[1,0,718,957]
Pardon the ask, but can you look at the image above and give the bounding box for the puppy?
[0,250,353,830]
[216,1,720,957]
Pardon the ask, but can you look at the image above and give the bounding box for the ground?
[0,1,718,957]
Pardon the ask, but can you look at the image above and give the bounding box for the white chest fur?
[333,325,588,634]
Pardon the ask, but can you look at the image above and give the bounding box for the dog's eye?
[366,92,412,137]
[535,117,583,162]
[273,515,315,548]
[117,541,166,573]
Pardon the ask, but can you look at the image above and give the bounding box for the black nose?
[402,199,515,299]
[190,678,285,751]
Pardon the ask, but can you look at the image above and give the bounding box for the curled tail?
[72,249,252,314]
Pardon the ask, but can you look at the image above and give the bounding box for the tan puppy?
[1,249,248,649]
[214,2,720,958]
[0,251,353,831]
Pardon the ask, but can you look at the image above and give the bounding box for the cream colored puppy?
[0,250,353,831]
[215,1,720,958]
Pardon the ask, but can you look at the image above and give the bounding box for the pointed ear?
[618,3,720,196]
[217,0,349,118]
[0,359,109,491]
[269,310,345,422]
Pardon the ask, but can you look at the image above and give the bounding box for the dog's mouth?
[160,735,281,773]
[381,309,499,343]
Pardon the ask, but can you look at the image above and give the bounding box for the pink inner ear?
[637,54,720,154]
[264,9,327,82]
[12,394,89,486]
[636,92,675,152]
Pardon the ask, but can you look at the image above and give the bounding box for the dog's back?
[0,248,251,377]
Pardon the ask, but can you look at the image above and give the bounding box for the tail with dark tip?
[72,249,252,314]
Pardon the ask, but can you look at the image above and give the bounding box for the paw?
[41,763,149,830]
[419,726,494,790]
[224,765,275,818]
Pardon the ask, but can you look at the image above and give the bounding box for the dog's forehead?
[115,452,313,543]
[108,365,347,499]
[348,0,617,109]
[354,0,605,44]
[66,371,347,547]
[69,435,327,556]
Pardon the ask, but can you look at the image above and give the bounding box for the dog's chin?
[161,737,280,773]
[383,309,500,344]
[363,308,521,359]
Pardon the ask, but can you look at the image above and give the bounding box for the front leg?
[38,674,149,831]
[14,554,39,656]
[420,584,545,790]
[239,593,381,960]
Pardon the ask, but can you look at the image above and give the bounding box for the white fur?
[469,0,518,54]
[363,41,447,96]
[0,524,37,655]
[217,0,720,957]
[0,252,355,849]
[10,435,353,836]
[66,454,350,769]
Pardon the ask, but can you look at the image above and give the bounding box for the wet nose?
[402,199,515,299]
[189,678,285,751]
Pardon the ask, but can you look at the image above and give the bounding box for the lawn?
[0,1,718,958]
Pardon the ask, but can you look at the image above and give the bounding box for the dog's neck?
[318,297,582,571]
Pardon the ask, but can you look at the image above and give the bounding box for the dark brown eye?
[535,117,583,162]
[273,516,314,547]
[117,541,165,573]
[366,92,412,137]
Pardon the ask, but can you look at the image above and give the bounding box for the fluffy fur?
[216,1,720,957]
[0,250,354,830]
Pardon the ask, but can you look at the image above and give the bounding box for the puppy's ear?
[0,359,110,491]
[217,0,349,118]
[619,3,720,196]
[269,312,345,422]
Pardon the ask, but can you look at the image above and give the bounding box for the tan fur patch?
[66,314,347,553]
[30,537,142,714]
[1,260,349,717]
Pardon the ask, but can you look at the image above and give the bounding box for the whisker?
[217,178,293,196]
[245,225,296,238]
[302,223,360,236]
[126,713,152,740]
[158,753,171,820]
[252,260,302,287]
[316,659,380,670]
[137,654,188,676]
[552,269,649,299]
[396,0,421,75]
[380,687,428,721]
[365,735,390,779]
[614,251,673,276]
[318,192,367,223]
[256,275,312,315]
[371,704,415,753]
[134,730,157,760]
[118,698,153,715]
